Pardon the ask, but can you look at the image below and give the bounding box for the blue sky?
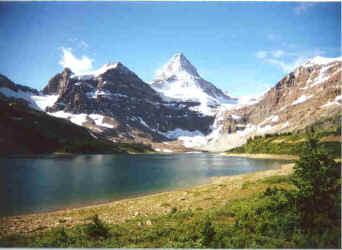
[0,2,340,97]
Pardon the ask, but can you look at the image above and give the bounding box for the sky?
[0,1,340,97]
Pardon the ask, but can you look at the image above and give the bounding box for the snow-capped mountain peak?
[302,56,342,68]
[155,53,200,81]
[71,61,131,81]
[151,53,236,115]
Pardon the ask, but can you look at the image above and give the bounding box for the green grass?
[1,173,339,248]
[261,175,291,184]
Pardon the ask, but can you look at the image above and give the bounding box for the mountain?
[0,74,156,154]
[43,61,214,147]
[200,56,342,152]
[0,74,94,154]
[151,53,237,115]
[1,55,339,153]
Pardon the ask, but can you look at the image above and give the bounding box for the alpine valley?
[0,53,341,154]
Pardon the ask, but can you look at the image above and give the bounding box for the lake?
[0,153,287,217]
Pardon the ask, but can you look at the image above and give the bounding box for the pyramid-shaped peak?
[171,53,191,65]
[155,53,200,80]
[173,52,185,59]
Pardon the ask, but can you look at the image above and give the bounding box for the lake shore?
[223,153,299,160]
[0,161,294,237]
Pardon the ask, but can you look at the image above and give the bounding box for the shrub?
[290,132,341,230]
[84,215,109,240]
[170,207,177,214]
[199,216,215,247]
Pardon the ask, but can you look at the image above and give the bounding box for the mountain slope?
[43,62,214,145]
[151,53,237,115]
[0,75,93,154]
[0,75,156,154]
[201,56,342,152]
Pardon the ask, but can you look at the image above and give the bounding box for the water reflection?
[0,154,287,216]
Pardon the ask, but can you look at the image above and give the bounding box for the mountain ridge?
[0,54,340,153]
[41,60,214,147]
[200,56,341,152]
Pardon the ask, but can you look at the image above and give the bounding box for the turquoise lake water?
[0,153,287,217]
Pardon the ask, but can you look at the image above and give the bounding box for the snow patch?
[310,65,332,87]
[137,117,149,128]
[31,95,59,110]
[335,95,342,102]
[236,123,256,137]
[321,96,342,108]
[69,114,88,126]
[279,106,287,112]
[257,125,273,134]
[48,111,88,126]
[0,87,42,110]
[271,115,279,122]
[292,95,313,105]
[281,121,289,129]
[260,115,278,126]
[49,111,114,128]
[86,90,128,99]
[159,128,204,139]
[71,62,125,80]
[89,114,114,128]
[299,86,310,90]
[321,102,339,108]
[303,56,342,67]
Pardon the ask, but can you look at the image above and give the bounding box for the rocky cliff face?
[202,56,341,152]
[42,68,73,96]
[45,62,214,143]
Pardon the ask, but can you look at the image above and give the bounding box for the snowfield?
[31,95,59,110]
[0,87,58,111]
[48,111,115,128]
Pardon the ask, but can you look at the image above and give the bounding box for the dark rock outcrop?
[45,62,214,143]
[42,68,73,95]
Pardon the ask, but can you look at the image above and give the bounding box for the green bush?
[198,216,215,247]
[291,132,341,230]
[84,215,109,240]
